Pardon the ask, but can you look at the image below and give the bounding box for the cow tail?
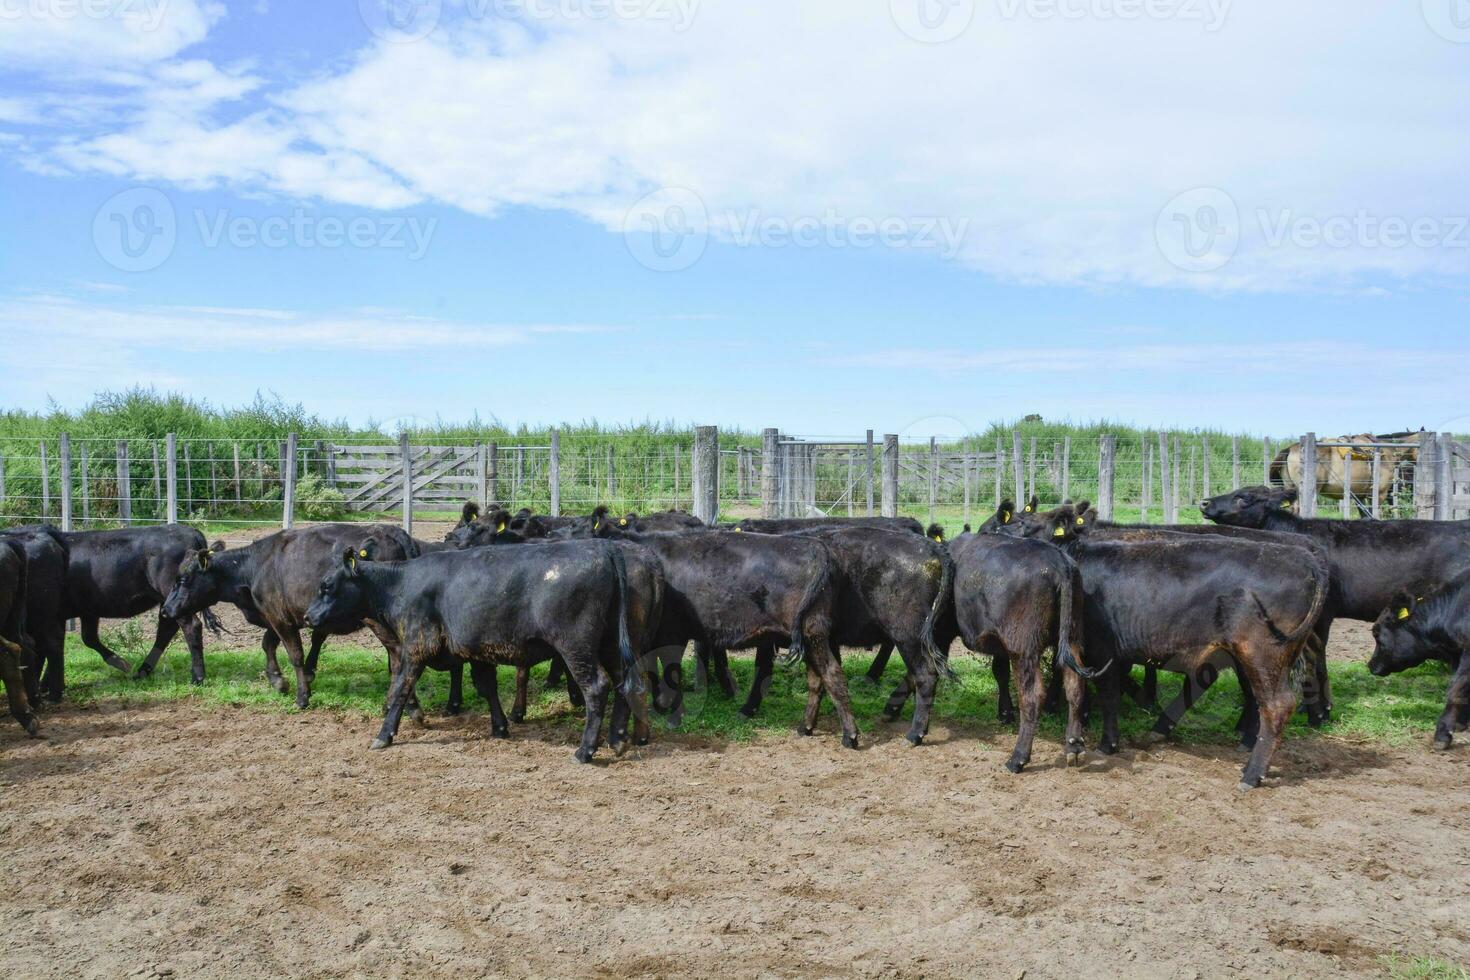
[200,607,226,636]
[1283,553,1331,648]
[608,545,642,698]
[922,540,958,682]
[782,552,832,668]
[2,541,31,661]
[1054,560,1107,680]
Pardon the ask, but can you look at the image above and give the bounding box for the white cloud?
[0,0,223,70]
[5,1,1470,291]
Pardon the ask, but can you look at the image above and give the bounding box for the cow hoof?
[295,698,311,711]
[1005,759,1025,774]
[905,733,923,747]
[1065,751,1082,767]
[1433,737,1453,751]
[23,717,41,738]
[611,740,629,757]
[574,748,595,764]
[737,706,757,719]
[444,704,462,717]
[1099,742,1118,756]
[510,712,526,724]
[842,734,860,750]
[132,665,153,681]
[270,677,289,695]
[304,672,316,685]
[369,737,392,750]
[491,728,509,740]
[881,709,901,723]
[408,709,427,728]
[190,675,205,687]
[1141,729,1167,746]
[798,726,813,737]
[998,712,1017,726]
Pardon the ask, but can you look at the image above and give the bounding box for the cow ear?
[926,523,944,543]
[996,499,1014,525]
[962,523,972,533]
[342,546,359,574]
[1024,495,1039,514]
[209,540,226,553]
[196,547,212,571]
[357,539,378,562]
[461,502,480,525]
[1391,591,1417,621]
[1281,487,1299,505]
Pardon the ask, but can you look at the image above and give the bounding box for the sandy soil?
[4,520,1465,978]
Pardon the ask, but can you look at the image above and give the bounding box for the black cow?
[0,525,68,703]
[1202,484,1470,722]
[593,523,859,747]
[1369,579,1470,750]
[997,501,1329,789]
[0,540,40,737]
[40,525,225,685]
[161,524,417,710]
[304,539,659,761]
[445,503,579,549]
[734,524,955,746]
[727,515,925,535]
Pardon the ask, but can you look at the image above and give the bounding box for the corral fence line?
[0,429,1457,532]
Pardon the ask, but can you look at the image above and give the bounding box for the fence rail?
[0,429,1457,531]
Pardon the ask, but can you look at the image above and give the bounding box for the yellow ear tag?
[734,527,743,533]
[1282,500,1293,509]
[348,553,357,571]
[199,554,209,570]
[1024,505,1033,513]
[932,534,943,543]
[496,522,507,533]
[1053,526,1065,537]
[619,517,628,527]
[1396,607,1411,620]
[1001,511,1011,523]
[1076,517,1085,526]
[358,549,368,558]
[593,521,600,532]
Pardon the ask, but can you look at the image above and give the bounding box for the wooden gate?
[333,444,484,514]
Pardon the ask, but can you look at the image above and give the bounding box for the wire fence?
[0,428,1447,532]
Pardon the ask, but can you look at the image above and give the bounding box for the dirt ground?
[2,521,1467,978]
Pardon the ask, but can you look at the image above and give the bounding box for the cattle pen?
[0,426,1464,533]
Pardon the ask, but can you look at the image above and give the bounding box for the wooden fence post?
[1263,437,1272,485]
[398,433,412,533]
[1371,449,1382,519]
[865,429,875,516]
[59,433,72,531]
[1201,436,1210,499]
[81,446,92,523]
[606,445,616,500]
[962,451,973,525]
[1011,432,1024,505]
[994,438,1003,506]
[1300,433,1318,518]
[183,442,194,514]
[928,437,938,526]
[1436,432,1452,521]
[1414,431,1437,519]
[549,430,561,517]
[117,441,131,526]
[283,432,298,529]
[477,443,489,511]
[694,426,719,525]
[1098,434,1116,521]
[1061,436,1071,501]
[846,451,855,516]
[1173,435,1182,522]
[153,442,162,516]
[40,441,51,518]
[488,442,499,506]
[0,452,7,508]
[325,443,338,488]
[1158,432,1173,524]
[165,433,178,525]
[761,429,779,518]
[1027,437,1037,502]
[1231,436,1240,491]
[1143,441,1153,522]
[882,434,898,518]
[1342,451,1353,519]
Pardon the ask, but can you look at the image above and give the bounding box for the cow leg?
[512,664,530,723]
[799,661,823,736]
[132,614,180,681]
[546,655,567,690]
[608,688,633,755]
[1454,697,1470,732]
[864,641,895,685]
[484,667,510,739]
[37,625,64,703]
[661,651,686,720]
[181,615,207,685]
[992,654,1016,725]
[1098,664,1123,755]
[1061,660,1087,766]
[444,660,464,716]
[1006,650,1045,773]
[261,631,289,694]
[1432,651,1470,750]
[567,658,611,764]
[899,645,938,747]
[0,644,40,737]
[1148,658,1223,742]
[1141,665,1158,708]
[709,645,736,698]
[1238,657,1296,790]
[1236,675,1261,750]
[739,641,777,718]
[1299,623,1331,727]
[882,676,913,721]
[1042,665,1064,715]
[78,616,131,674]
[810,637,860,749]
[278,628,313,710]
[563,657,585,709]
[371,657,426,750]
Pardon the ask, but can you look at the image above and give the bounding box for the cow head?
[445,505,527,548]
[161,540,228,619]
[992,499,1085,544]
[1200,485,1297,527]
[926,523,946,543]
[1368,591,1439,677]
[305,542,375,628]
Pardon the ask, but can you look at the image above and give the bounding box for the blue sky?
[1,0,1467,437]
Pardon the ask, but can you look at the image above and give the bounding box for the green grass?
[54,625,1456,748]
[1383,955,1470,980]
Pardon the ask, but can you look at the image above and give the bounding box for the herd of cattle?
[1,484,1467,790]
